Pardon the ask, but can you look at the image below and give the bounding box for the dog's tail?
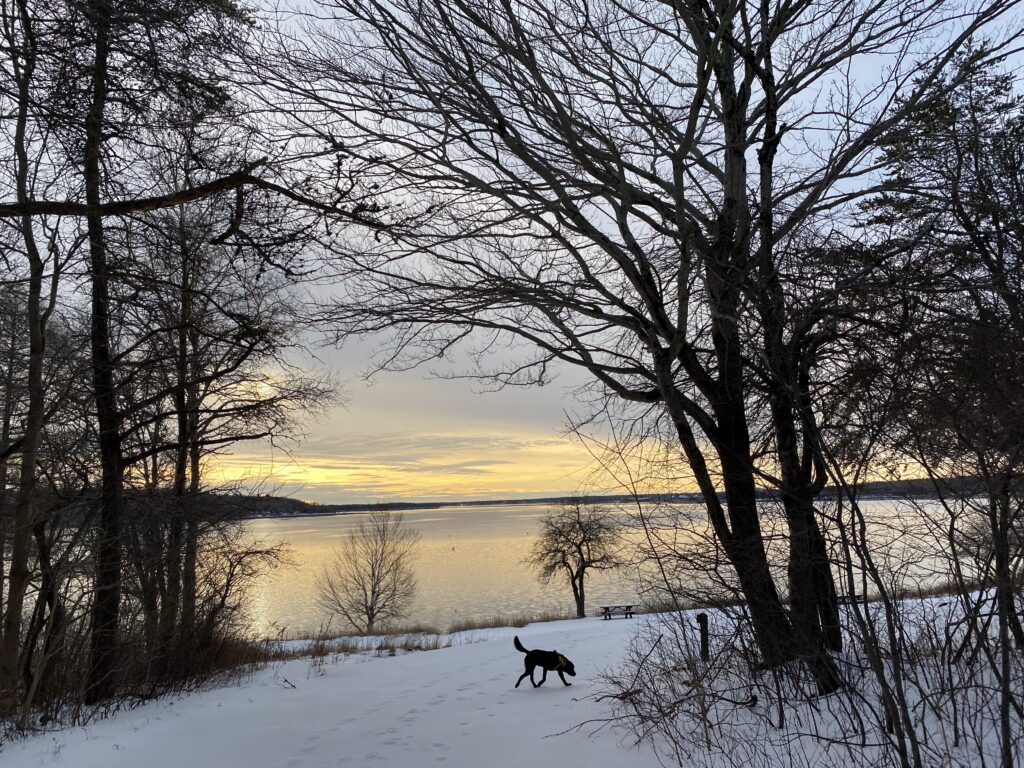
[513,635,528,654]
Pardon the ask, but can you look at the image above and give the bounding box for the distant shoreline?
[236,477,962,520]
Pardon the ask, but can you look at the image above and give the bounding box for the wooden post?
[697,612,709,662]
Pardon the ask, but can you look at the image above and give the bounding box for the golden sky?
[206,338,904,504]
[207,340,636,503]
[210,429,603,502]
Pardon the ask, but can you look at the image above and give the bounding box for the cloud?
[208,429,600,503]
[299,431,566,461]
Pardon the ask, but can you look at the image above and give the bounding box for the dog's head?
[556,653,576,677]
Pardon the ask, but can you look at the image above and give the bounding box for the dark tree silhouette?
[527,499,622,618]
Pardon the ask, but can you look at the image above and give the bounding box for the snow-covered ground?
[6,596,1016,768]
[3,617,655,768]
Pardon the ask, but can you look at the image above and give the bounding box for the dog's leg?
[515,668,532,689]
[557,670,572,687]
[534,668,547,688]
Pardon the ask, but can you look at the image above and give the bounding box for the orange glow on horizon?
[205,430,665,503]
[205,428,912,505]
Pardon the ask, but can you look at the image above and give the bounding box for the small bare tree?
[316,512,419,633]
[527,499,622,618]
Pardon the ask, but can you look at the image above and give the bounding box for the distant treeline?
[235,478,977,519]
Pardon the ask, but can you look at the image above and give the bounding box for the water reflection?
[242,498,956,638]
[243,503,640,636]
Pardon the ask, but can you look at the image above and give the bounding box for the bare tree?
[274,0,1022,689]
[0,0,81,699]
[526,498,622,618]
[316,512,419,634]
[850,50,1024,768]
[0,0,354,708]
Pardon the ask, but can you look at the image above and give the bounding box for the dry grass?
[285,609,584,670]
[446,610,576,634]
[240,606,623,678]
[278,621,443,642]
[887,575,1022,601]
[274,619,479,670]
[636,596,749,615]
[280,609,579,645]
[305,632,455,662]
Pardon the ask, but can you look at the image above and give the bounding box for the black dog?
[513,636,576,688]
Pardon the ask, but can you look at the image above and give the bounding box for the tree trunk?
[181,426,201,645]
[137,550,160,657]
[157,515,183,676]
[0,313,18,631]
[158,207,194,677]
[85,0,122,704]
[784,498,843,691]
[0,220,45,701]
[703,280,807,671]
[658,360,798,669]
[752,52,842,662]
[571,569,585,618]
[769,376,842,655]
[0,12,48,697]
[717,451,797,669]
[810,524,842,651]
[987,486,1016,768]
[665,337,841,691]
[181,518,197,645]
[0,472,7,642]
[21,517,65,707]
[991,491,1024,652]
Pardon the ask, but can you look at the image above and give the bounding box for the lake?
[243,503,641,637]
[242,497,954,638]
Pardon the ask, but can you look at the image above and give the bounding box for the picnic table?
[601,604,635,620]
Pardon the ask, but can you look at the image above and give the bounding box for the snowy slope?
[3,618,655,768]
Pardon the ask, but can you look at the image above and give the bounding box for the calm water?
[242,498,953,638]
[244,503,640,637]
